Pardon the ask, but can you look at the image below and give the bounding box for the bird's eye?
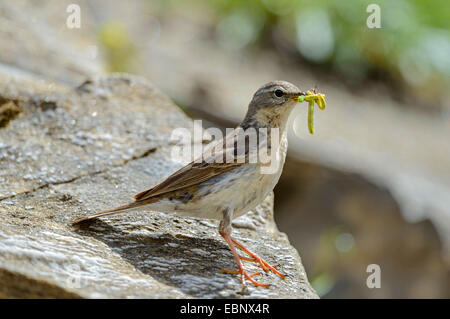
[274,89,284,97]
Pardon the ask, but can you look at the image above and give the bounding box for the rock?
[0,74,317,298]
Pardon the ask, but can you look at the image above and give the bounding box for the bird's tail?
[72,201,142,225]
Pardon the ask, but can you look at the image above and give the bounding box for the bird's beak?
[290,92,306,101]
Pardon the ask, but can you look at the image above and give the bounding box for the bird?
[72,81,306,288]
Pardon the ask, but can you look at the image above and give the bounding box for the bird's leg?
[218,210,269,288]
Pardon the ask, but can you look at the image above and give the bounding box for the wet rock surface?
[0,74,317,298]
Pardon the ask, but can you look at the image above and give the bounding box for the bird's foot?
[238,254,280,273]
[232,237,286,279]
[219,231,272,288]
[219,231,286,288]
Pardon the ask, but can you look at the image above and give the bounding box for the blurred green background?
[103,0,450,109]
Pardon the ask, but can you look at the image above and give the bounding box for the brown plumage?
[72,129,247,224]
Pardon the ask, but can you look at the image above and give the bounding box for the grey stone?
[0,74,317,298]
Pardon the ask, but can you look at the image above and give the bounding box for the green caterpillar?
[298,91,326,135]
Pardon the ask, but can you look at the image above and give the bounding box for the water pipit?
[73,81,309,288]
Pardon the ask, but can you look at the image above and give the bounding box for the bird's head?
[243,81,304,129]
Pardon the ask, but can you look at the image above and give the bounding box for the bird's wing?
[133,129,250,201]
